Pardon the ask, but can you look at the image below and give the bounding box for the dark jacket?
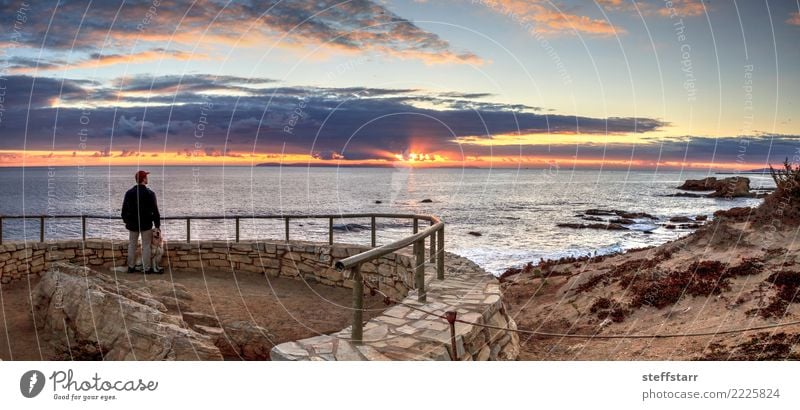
[121,184,161,232]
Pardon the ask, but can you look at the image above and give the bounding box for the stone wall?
[0,239,414,301]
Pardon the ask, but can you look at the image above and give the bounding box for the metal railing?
[0,213,445,343]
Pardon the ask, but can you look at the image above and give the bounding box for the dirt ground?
[0,269,387,361]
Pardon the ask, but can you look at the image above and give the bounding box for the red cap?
[135,170,150,183]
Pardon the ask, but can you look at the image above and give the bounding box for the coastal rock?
[708,177,751,198]
[214,320,277,360]
[585,209,616,216]
[713,206,752,222]
[332,223,369,232]
[585,209,657,219]
[136,279,194,312]
[677,176,752,198]
[467,231,483,237]
[609,218,635,225]
[31,263,223,361]
[182,311,221,328]
[665,192,706,198]
[557,223,628,231]
[669,216,693,223]
[420,199,434,203]
[678,177,720,191]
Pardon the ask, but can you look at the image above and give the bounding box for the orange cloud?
[453,132,642,146]
[476,0,623,37]
[658,0,706,17]
[788,12,800,26]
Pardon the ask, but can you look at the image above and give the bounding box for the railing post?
[235,217,240,242]
[351,263,364,343]
[412,217,418,234]
[0,217,4,245]
[285,218,290,241]
[186,218,191,243]
[370,216,376,247]
[40,216,45,243]
[414,238,426,303]
[328,217,334,245]
[81,215,87,242]
[446,311,458,360]
[437,225,445,280]
[429,221,435,261]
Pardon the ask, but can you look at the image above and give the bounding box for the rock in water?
[669,216,693,223]
[677,177,720,191]
[708,177,751,198]
[31,263,223,361]
[677,176,752,197]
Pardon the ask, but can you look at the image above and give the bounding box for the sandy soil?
[0,269,387,361]
[502,220,800,361]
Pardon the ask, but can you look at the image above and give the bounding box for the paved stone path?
[271,253,520,361]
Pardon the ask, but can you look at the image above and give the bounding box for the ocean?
[0,166,771,274]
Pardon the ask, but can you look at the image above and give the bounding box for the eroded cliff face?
[501,181,800,360]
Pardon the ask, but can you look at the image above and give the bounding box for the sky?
[0,0,798,170]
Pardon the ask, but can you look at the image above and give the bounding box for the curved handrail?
[335,217,443,271]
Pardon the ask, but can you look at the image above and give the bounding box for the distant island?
[716,168,773,174]
[255,162,482,169]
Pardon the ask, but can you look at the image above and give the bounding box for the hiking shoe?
[127,267,137,274]
[146,268,164,275]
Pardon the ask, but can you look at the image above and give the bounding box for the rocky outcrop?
[677,176,752,197]
[585,209,657,219]
[31,263,223,361]
[215,321,276,360]
[678,177,721,191]
[708,177,751,197]
[557,222,628,230]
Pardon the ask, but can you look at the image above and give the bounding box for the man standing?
[121,170,163,274]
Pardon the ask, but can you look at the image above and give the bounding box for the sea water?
[0,166,770,274]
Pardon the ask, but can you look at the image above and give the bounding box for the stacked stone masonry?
[0,239,519,361]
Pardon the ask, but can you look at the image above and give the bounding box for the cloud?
[8,49,203,74]
[597,0,707,18]
[0,73,668,160]
[92,147,112,157]
[0,76,89,109]
[5,57,66,72]
[118,149,139,157]
[0,0,480,65]
[312,150,346,160]
[114,74,276,95]
[111,116,195,138]
[657,0,706,17]
[788,12,800,26]
[0,153,21,162]
[475,0,623,37]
